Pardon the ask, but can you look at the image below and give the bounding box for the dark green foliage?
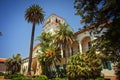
[25,4,45,24]
[95,78,104,80]
[90,20,120,62]
[12,76,31,80]
[5,54,22,74]
[54,23,76,49]
[0,72,4,76]
[37,75,48,80]
[74,0,120,59]
[89,78,104,80]
[12,77,31,80]
[5,74,48,80]
[74,0,120,25]
[37,32,61,77]
[4,73,23,79]
[52,77,68,80]
[74,0,120,78]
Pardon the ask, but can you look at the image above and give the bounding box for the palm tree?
[37,32,61,76]
[37,32,53,48]
[39,44,61,76]
[25,4,44,75]
[45,44,61,69]
[54,23,76,59]
[6,54,22,74]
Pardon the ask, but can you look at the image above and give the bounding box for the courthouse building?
[21,14,117,80]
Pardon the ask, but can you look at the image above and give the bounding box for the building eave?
[75,21,111,35]
[0,58,7,63]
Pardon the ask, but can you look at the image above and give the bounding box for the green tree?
[37,32,52,76]
[37,32,54,48]
[37,32,61,77]
[74,0,120,25]
[84,53,102,79]
[41,44,61,76]
[25,4,44,75]
[54,23,76,58]
[66,52,102,79]
[66,53,89,79]
[74,0,120,78]
[54,23,76,77]
[45,44,61,68]
[6,54,22,74]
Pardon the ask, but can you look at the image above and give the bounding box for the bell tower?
[43,14,66,33]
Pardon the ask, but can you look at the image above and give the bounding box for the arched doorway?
[81,36,91,53]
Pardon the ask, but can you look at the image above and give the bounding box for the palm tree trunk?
[28,23,35,75]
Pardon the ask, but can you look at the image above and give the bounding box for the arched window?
[81,36,91,53]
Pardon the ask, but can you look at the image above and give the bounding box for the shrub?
[12,77,31,80]
[89,77,104,80]
[4,73,23,79]
[33,75,48,80]
[95,78,104,80]
[0,72,4,76]
[52,77,68,80]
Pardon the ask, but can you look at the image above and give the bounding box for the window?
[88,41,91,49]
[56,18,61,23]
[56,19,58,23]
[102,60,112,70]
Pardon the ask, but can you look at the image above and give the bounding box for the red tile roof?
[75,21,111,35]
[75,25,95,35]
[0,58,7,63]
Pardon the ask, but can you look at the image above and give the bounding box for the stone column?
[79,41,82,53]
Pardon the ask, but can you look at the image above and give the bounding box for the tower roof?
[45,14,66,22]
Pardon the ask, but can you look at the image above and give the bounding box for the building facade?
[0,58,7,73]
[21,14,117,80]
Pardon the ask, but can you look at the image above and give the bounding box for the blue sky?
[0,0,82,58]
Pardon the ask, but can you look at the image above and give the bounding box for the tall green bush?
[66,52,102,79]
[0,72,4,76]
[34,75,48,80]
